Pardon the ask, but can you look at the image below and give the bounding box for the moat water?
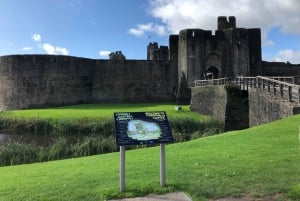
[0,133,81,146]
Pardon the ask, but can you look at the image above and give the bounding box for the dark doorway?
[206,66,219,79]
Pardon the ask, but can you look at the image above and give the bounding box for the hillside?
[0,114,300,201]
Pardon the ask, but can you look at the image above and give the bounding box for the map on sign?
[114,112,173,146]
[127,120,161,140]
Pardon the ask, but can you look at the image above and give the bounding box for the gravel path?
[108,192,192,201]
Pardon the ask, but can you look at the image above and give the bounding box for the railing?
[236,76,300,103]
[193,77,231,87]
[193,76,300,103]
[265,76,294,84]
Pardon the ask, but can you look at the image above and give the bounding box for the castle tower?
[147,42,169,60]
[147,42,159,60]
[169,35,179,95]
[177,16,262,87]
[178,29,212,87]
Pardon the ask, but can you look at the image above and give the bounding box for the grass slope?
[1,103,204,121]
[0,114,300,201]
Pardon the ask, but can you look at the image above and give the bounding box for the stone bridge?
[190,76,300,130]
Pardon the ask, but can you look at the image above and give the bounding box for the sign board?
[114,111,173,146]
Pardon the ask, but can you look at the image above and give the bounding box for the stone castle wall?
[0,55,176,110]
[248,88,300,127]
[190,84,300,130]
[91,60,176,103]
[262,61,300,77]
[190,85,249,131]
[190,86,227,123]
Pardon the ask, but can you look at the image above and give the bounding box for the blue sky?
[1,0,300,63]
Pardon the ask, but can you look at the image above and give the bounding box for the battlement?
[218,16,236,30]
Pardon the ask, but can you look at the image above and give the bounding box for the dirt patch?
[209,193,288,201]
[108,192,192,201]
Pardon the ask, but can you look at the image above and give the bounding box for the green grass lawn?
[1,103,205,121]
[0,112,300,200]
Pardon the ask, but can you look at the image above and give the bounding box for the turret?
[218,16,236,30]
[147,42,169,60]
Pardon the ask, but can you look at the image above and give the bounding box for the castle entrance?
[206,66,219,79]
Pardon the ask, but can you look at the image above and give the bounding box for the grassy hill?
[0,113,300,200]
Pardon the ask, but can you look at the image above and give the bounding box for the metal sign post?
[160,143,166,187]
[114,112,173,193]
[120,146,125,192]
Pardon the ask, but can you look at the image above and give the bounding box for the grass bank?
[0,103,205,121]
[0,114,299,200]
[0,104,222,166]
[0,103,211,135]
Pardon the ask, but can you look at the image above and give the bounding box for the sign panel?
[114,111,173,146]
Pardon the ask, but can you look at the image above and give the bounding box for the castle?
[0,16,299,110]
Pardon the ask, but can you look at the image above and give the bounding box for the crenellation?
[218,16,236,30]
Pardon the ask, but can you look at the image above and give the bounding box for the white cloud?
[42,43,69,55]
[32,33,41,42]
[31,34,69,55]
[99,50,111,57]
[55,47,69,55]
[274,49,300,64]
[22,47,32,51]
[129,28,144,37]
[129,22,166,37]
[42,43,55,54]
[147,0,300,39]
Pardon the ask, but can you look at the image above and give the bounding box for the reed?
[0,117,222,166]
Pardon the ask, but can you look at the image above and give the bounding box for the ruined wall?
[0,55,176,110]
[190,85,249,131]
[248,88,300,127]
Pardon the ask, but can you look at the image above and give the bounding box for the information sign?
[114,111,173,146]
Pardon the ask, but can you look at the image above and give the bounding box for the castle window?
[192,31,195,38]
